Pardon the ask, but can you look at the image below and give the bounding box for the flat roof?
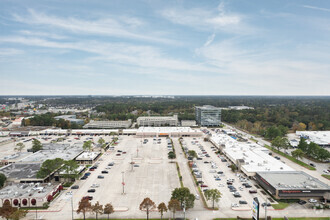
[0,163,41,180]
[257,171,330,190]
[296,131,330,145]
[137,127,202,133]
[0,183,59,199]
[75,152,100,161]
[211,133,294,173]
[195,105,222,110]
[19,148,82,163]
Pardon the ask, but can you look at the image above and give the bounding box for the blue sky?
[0,0,329,95]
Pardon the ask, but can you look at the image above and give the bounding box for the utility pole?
[71,194,74,220]
[265,198,268,220]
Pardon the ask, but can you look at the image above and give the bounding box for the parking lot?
[50,136,180,219]
[181,136,270,211]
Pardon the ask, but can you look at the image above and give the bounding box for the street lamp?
[121,171,125,195]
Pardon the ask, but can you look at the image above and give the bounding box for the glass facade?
[195,105,221,126]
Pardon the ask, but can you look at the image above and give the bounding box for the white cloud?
[204,33,215,46]
[0,48,24,56]
[12,9,177,45]
[160,3,244,32]
[303,5,330,13]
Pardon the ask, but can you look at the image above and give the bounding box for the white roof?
[211,133,294,174]
[296,131,330,145]
[137,127,201,133]
[75,152,100,161]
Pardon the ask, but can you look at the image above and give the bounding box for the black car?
[87,189,96,193]
[80,176,87,180]
[298,200,307,205]
[221,159,227,162]
[197,158,203,160]
[83,196,93,200]
[309,163,315,167]
[261,202,271,207]
[108,162,114,166]
[101,170,109,174]
[204,161,209,164]
[217,171,223,174]
[239,200,248,204]
[71,185,79,189]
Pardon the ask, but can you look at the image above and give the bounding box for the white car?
[91,184,100,188]
[323,170,329,174]
[309,199,317,203]
[218,184,224,187]
[231,203,239,208]
[209,170,216,173]
[195,194,200,200]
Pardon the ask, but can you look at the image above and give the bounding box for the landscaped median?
[321,174,330,180]
[264,145,316,170]
[214,218,330,220]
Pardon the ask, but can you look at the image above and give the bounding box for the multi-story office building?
[83,119,132,129]
[137,115,178,127]
[195,105,221,126]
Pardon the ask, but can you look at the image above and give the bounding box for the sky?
[0,0,329,96]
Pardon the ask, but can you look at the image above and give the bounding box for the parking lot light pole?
[122,171,125,194]
[71,193,74,220]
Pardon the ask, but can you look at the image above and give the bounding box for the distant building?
[137,115,178,127]
[181,120,197,127]
[195,105,221,126]
[136,127,203,138]
[83,119,132,129]
[54,115,85,125]
[228,106,254,110]
[296,131,330,148]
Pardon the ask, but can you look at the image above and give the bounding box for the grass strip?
[175,162,184,187]
[271,201,290,209]
[321,174,330,180]
[264,145,316,170]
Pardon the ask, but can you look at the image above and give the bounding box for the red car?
[200,184,208,188]
[89,168,95,171]
[123,152,127,154]
[116,153,121,156]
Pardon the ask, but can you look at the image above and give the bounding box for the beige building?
[137,115,178,127]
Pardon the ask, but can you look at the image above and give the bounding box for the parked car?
[101,170,109,174]
[231,203,239,208]
[97,175,104,179]
[239,200,248,204]
[80,176,87,180]
[309,199,318,203]
[249,190,257,194]
[134,164,140,167]
[309,163,316,167]
[83,196,93,200]
[71,185,79,189]
[298,200,307,205]
[87,189,96,193]
[261,202,271,207]
[200,184,208,188]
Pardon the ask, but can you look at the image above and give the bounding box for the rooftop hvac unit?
[263,160,267,164]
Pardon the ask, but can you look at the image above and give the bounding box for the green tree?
[91,201,103,220]
[168,199,180,220]
[157,202,167,220]
[204,189,222,209]
[271,136,289,151]
[139,197,156,220]
[291,149,304,160]
[0,173,6,188]
[171,187,195,210]
[188,150,197,159]
[37,158,64,178]
[265,126,281,140]
[103,203,114,220]
[168,151,176,161]
[83,140,93,152]
[63,160,79,181]
[98,138,107,151]
[31,139,43,153]
[14,143,25,154]
[77,198,92,220]
[298,138,308,152]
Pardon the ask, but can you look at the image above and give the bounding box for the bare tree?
[168,199,180,220]
[103,203,114,220]
[76,198,92,220]
[157,202,168,220]
[91,201,103,220]
[139,197,156,220]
